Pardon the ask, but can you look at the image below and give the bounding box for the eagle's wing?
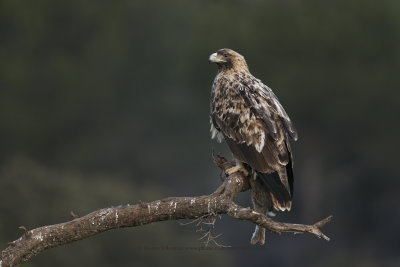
[247,80,298,142]
[211,77,297,154]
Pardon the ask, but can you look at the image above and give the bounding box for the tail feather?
[257,170,292,211]
[258,143,294,211]
[286,150,294,197]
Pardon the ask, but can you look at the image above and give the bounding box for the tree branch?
[0,155,332,266]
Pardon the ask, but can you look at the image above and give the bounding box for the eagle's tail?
[257,144,294,211]
[256,168,293,211]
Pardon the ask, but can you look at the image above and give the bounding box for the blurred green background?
[1,0,399,266]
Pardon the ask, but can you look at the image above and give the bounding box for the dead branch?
[0,155,332,266]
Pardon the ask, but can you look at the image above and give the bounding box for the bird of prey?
[209,48,298,245]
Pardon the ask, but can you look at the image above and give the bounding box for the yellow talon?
[226,166,249,176]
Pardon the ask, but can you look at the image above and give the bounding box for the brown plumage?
[209,48,298,244]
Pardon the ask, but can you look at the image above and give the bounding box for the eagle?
[208,48,298,245]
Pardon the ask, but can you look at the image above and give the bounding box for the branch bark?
[0,155,332,266]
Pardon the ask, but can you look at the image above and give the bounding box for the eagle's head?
[209,48,249,72]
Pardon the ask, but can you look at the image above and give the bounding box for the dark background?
[1,0,399,266]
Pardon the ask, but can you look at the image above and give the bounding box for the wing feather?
[247,80,298,142]
[211,75,297,150]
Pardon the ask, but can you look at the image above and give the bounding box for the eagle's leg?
[250,172,272,245]
[225,159,249,176]
[251,226,266,245]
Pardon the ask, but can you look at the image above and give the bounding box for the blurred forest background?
[1,0,399,266]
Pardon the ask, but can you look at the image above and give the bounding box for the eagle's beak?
[209,52,226,63]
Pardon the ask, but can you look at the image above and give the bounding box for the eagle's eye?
[217,50,230,58]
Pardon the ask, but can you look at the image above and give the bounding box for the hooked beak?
[208,52,226,63]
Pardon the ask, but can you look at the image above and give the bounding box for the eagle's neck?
[217,58,249,73]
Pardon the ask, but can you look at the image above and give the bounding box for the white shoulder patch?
[210,123,224,143]
[254,131,265,152]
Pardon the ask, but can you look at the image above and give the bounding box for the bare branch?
[0,156,332,266]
